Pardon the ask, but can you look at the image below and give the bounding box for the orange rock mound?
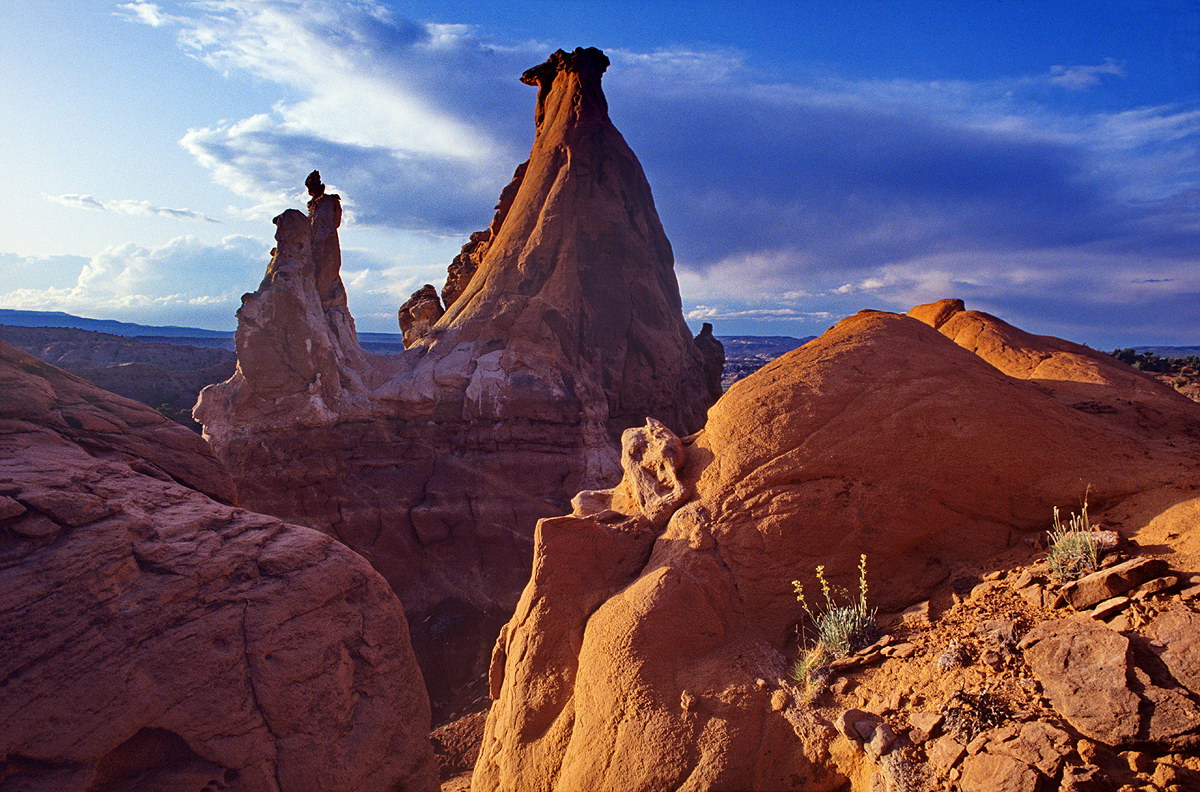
[475,305,1200,791]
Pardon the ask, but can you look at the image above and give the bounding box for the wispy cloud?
[43,193,220,223]
[685,305,832,322]
[1048,58,1126,90]
[127,0,535,232]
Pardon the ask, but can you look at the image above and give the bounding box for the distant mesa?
[193,46,722,715]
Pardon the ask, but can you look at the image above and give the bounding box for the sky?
[0,0,1197,348]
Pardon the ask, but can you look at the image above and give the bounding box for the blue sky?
[0,0,1197,347]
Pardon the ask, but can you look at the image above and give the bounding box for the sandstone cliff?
[195,49,720,713]
[0,341,436,792]
[475,305,1200,791]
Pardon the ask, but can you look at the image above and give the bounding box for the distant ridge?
[0,309,233,338]
[1,309,1190,357]
[0,308,410,352]
[1133,345,1200,358]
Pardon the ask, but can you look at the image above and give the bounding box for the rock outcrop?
[693,322,726,400]
[474,306,1200,791]
[195,47,718,713]
[397,284,445,347]
[0,341,436,792]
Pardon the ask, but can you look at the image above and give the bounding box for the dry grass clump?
[1046,498,1100,582]
[790,555,877,685]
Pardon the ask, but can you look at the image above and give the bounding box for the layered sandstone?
[475,307,1200,791]
[195,48,719,712]
[0,341,436,792]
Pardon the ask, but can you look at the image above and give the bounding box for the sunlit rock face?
[0,341,437,792]
[473,305,1200,792]
[195,48,720,712]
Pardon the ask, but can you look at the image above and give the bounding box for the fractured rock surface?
[195,47,719,711]
[0,341,436,792]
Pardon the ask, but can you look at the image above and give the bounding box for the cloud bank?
[0,236,264,328]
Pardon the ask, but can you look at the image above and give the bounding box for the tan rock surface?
[196,47,718,712]
[475,308,1200,790]
[0,341,436,792]
[909,297,1200,439]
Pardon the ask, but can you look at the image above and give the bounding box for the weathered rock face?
[0,324,236,431]
[475,307,1200,791]
[195,47,717,713]
[0,341,436,792]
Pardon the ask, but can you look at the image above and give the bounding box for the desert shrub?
[936,639,971,671]
[943,691,1011,742]
[790,554,877,685]
[1046,498,1100,582]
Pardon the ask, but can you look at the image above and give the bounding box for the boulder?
[958,752,1039,792]
[982,721,1072,777]
[1020,618,1140,745]
[1060,557,1169,609]
[0,342,436,792]
[1145,610,1200,696]
[397,284,445,347]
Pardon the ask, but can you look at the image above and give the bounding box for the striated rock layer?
[474,304,1200,791]
[195,49,720,711]
[0,341,436,792]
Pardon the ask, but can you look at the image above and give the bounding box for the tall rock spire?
[196,48,720,715]
[404,46,713,437]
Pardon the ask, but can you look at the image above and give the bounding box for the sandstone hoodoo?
[195,47,721,713]
[0,341,436,792]
[475,304,1200,791]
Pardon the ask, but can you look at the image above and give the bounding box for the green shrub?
[1046,498,1100,582]
[790,554,877,685]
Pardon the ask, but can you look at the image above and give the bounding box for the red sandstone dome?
[475,304,1200,791]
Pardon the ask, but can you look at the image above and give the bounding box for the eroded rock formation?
[0,341,436,792]
[475,305,1200,791]
[397,284,445,347]
[693,322,725,400]
[195,47,719,713]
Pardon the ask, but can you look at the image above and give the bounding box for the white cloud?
[43,193,220,223]
[0,235,266,328]
[1048,58,1126,90]
[686,305,831,322]
[135,0,535,233]
[116,2,170,28]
